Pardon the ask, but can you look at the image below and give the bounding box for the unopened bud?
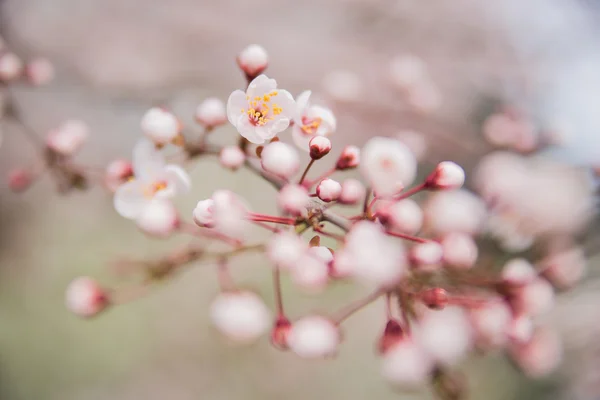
[316,178,342,202]
[261,141,300,179]
[338,178,366,205]
[425,161,465,190]
[271,316,292,350]
[193,199,215,228]
[104,159,133,192]
[141,107,181,146]
[237,44,268,79]
[195,97,226,128]
[309,136,331,160]
[0,52,23,81]
[219,146,246,170]
[136,200,179,238]
[65,277,109,318]
[46,120,89,156]
[335,145,360,170]
[377,319,405,354]
[277,184,309,216]
[420,288,449,309]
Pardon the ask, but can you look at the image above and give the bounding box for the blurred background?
[1,0,600,399]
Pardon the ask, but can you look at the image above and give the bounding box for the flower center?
[300,116,322,136]
[241,91,282,126]
[144,181,168,198]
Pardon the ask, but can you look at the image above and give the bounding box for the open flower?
[227,75,295,144]
[113,139,191,219]
[292,91,336,150]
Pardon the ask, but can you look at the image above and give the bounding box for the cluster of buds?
[5,44,595,399]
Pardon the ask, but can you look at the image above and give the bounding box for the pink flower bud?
[309,136,332,160]
[470,300,512,348]
[267,231,307,270]
[378,199,423,234]
[330,249,354,278]
[417,307,473,366]
[441,233,478,269]
[508,314,534,344]
[410,241,443,271]
[539,246,586,289]
[316,178,342,202]
[501,258,537,286]
[423,190,487,236]
[25,57,54,85]
[381,337,433,388]
[271,316,292,350]
[339,178,366,205]
[277,184,309,216]
[65,277,109,318]
[46,120,89,156]
[210,291,271,344]
[193,199,215,227]
[377,319,406,355]
[291,254,329,292]
[261,141,299,179]
[104,159,133,192]
[210,190,250,240]
[510,327,562,378]
[287,316,340,358]
[8,168,33,193]
[135,200,179,237]
[420,287,449,310]
[140,107,181,145]
[219,145,246,170]
[511,278,554,317]
[237,44,268,78]
[195,97,226,128]
[425,161,465,190]
[0,52,23,81]
[335,145,360,170]
[308,246,334,265]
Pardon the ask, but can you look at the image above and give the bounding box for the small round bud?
[219,146,246,170]
[470,300,512,348]
[339,179,366,205]
[308,246,334,265]
[441,233,478,269]
[409,241,443,270]
[277,184,309,216]
[193,199,215,228]
[377,319,405,355]
[511,278,554,317]
[381,338,433,388]
[271,316,292,350]
[316,178,342,202]
[46,120,89,156]
[510,327,562,378]
[237,44,268,78]
[539,245,586,289]
[136,200,179,238]
[378,199,423,234]
[508,314,534,343]
[0,52,23,81]
[420,287,449,309]
[260,141,300,179]
[25,57,54,85]
[8,168,33,193]
[104,159,133,192]
[501,258,536,286]
[287,316,340,358]
[290,254,329,292]
[210,291,271,344]
[195,97,226,128]
[425,161,465,190]
[65,277,109,318]
[335,145,360,170]
[266,231,307,270]
[140,107,181,145]
[309,136,332,160]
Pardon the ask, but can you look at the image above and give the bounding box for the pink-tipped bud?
[271,316,292,350]
[335,145,360,170]
[409,241,443,270]
[309,136,332,160]
[441,233,478,269]
[140,107,181,145]
[339,178,366,205]
[0,52,23,81]
[420,288,449,309]
[381,337,434,388]
[25,57,54,85]
[425,161,465,190]
[291,254,329,292]
[267,231,307,270]
[193,199,215,228]
[136,200,179,238]
[377,319,405,354]
[46,120,89,156]
[378,199,423,234]
[510,327,562,378]
[278,184,309,216]
[316,178,342,202]
[195,97,226,128]
[219,145,246,170]
[104,159,133,192]
[508,314,534,344]
[287,316,340,358]
[308,246,334,265]
[470,300,512,348]
[510,278,554,317]
[237,44,268,78]
[261,141,300,179]
[501,258,537,286]
[210,291,271,343]
[539,246,586,289]
[8,168,33,193]
[65,277,109,318]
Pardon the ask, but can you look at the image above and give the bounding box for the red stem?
[385,230,429,243]
[298,159,315,185]
[302,166,336,189]
[273,268,285,317]
[248,213,296,225]
[394,182,427,201]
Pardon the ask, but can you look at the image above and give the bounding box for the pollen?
[300,117,322,135]
[144,181,168,198]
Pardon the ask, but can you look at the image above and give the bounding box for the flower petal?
[236,115,265,144]
[227,90,248,127]
[269,117,290,135]
[163,165,191,195]
[292,125,311,151]
[294,90,312,122]
[309,105,337,135]
[272,89,296,119]
[114,179,149,219]
[247,75,276,98]
[132,139,166,182]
